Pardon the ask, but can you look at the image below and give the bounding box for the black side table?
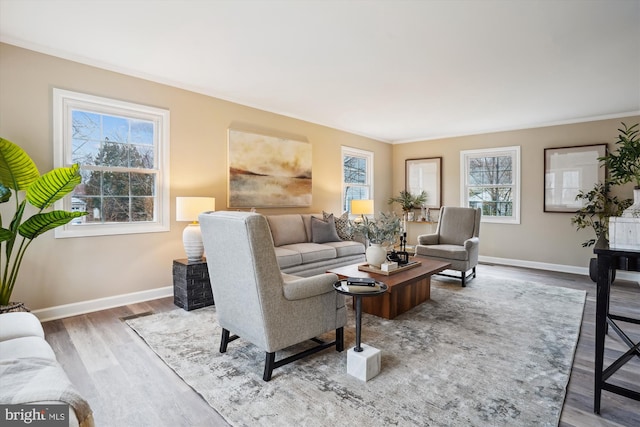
[333,280,388,352]
[173,258,214,311]
[593,237,640,413]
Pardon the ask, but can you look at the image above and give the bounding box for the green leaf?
[0,228,13,242]
[18,210,87,240]
[26,164,82,209]
[0,138,40,191]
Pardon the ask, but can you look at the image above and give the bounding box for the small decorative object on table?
[387,232,409,265]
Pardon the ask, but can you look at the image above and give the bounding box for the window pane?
[468,186,513,217]
[130,120,154,144]
[72,111,101,141]
[102,172,130,196]
[103,116,129,142]
[102,197,130,222]
[130,144,154,169]
[132,197,154,221]
[344,156,366,184]
[131,173,155,196]
[468,156,513,185]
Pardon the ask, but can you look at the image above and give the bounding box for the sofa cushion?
[267,214,307,246]
[274,247,303,268]
[324,211,352,240]
[323,240,365,257]
[279,243,337,264]
[0,312,45,341]
[311,216,341,243]
[416,244,469,261]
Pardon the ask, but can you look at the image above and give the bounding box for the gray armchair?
[414,206,481,287]
[198,211,346,381]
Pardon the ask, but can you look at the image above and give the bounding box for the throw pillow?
[324,211,352,240]
[311,216,342,243]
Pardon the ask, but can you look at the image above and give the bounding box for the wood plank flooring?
[41,264,640,427]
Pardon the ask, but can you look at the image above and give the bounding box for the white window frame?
[460,146,521,224]
[53,89,170,238]
[341,146,374,215]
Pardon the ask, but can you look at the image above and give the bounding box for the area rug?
[126,277,586,427]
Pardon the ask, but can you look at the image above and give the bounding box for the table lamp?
[351,199,374,219]
[176,197,216,261]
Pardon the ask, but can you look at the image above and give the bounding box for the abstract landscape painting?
[228,129,312,207]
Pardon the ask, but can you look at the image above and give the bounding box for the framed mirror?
[405,157,442,209]
[544,144,606,212]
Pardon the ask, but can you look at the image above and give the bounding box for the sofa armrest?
[282,273,339,300]
[417,233,439,245]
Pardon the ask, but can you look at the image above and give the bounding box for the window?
[460,146,520,224]
[53,89,170,237]
[342,147,374,214]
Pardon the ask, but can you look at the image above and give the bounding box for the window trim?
[53,88,170,238]
[460,146,521,224]
[341,146,374,215]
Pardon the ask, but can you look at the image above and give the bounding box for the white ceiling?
[1,0,639,143]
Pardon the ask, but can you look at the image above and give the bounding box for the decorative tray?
[358,260,422,276]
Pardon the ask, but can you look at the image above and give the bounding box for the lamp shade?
[351,199,374,215]
[176,197,216,222]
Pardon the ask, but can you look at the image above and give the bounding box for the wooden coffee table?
[327,257,451,319]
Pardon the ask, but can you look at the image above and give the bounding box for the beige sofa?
[265,213,365,277]
[0,312,94,426]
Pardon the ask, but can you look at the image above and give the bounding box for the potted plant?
[0,137,87,311]
[388,190,427,221]
[350,212,402,267]
[599,122,640,216]
[571,182,631,281]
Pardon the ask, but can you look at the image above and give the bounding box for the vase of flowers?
[350,212,402,267]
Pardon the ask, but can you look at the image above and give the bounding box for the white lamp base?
[183,223,204,261]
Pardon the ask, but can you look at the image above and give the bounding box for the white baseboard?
[479,255,640,284]
[32,286,174,322]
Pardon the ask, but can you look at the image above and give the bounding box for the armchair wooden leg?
[220,328,230,353]
[336,327,344,352]
[264,352,276,381]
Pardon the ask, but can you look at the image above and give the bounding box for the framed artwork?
[228,129,312,208]
[405,157,442,209]
[544,144,606,212]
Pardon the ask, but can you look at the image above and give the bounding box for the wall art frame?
[405,157,442,209]
[544,143,607,213]
[227,129,312,208]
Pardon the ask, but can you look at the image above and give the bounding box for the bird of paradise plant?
[0,137,87,307]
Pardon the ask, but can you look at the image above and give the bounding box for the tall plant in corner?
[599,122,640,220]
[599,122,640,189]
[0,138,87,307]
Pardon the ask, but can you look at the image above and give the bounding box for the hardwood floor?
[41,264,639,427]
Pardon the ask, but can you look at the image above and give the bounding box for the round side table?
[333,280,388,352]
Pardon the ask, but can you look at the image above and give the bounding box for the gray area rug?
[126,277,586,426]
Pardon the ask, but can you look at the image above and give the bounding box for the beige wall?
[0,43,392,311]
[392,117,640,268]
[2,42,637,312]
